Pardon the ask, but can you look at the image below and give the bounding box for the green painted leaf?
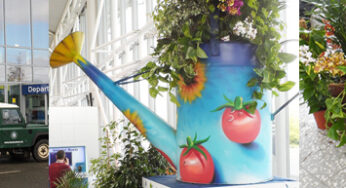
[211,104,229,112]
[234,96,243,110]
[193,145,207,159]
[245,101,257,114]
[223,95,234,104]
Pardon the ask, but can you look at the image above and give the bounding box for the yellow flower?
[177,62,207,104]
[218,4,227,12]
[228,7,238,15]
[314,52,346,76]
[227,0,235,6]
[123,109,146,136]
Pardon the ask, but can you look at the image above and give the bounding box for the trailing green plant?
[325,65,346,147]
[90,121,174,188]
[140,0,295,108]
[55,171,88,188]
[325,87,346,147]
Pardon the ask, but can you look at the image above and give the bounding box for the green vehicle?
[0,103,48,161]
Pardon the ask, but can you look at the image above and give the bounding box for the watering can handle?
[271,93,299,120]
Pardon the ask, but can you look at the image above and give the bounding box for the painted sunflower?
[123,109,146,136]
[177,62,207,103]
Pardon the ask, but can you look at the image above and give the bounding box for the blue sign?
[22,84,49,95]
[49,146,88,184]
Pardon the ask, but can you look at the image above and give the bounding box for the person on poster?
[49,150,71,188]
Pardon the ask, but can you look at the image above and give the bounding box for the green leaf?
[183,23,191,38]
[185,47,197,61]
[275,70,286,79]
[149,87,159,98]
[169,92,180,107]
[261,8,268,18]
[247,0,258,10]
[148,79,158,87]
[272,90,279,96]
[337,66,346,73]
[157,86,168,92]
[278,81,295,92]
[278,52,296,63]
[253,91,263,99]
[314,41,325,50]
[197,46,208,59]
[327,121,343,140]
[251,11,256,18]
[261,102,267,109]
[247,78,258,87]
[208,4,215,12]
[337,131,346,147]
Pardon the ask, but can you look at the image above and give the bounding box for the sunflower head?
[123,109,146,136]
[177,62,207,104]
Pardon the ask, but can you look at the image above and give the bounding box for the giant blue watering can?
[50,32,278,184]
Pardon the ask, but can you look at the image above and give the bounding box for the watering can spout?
[50,32,178,167]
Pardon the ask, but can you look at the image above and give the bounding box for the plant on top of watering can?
[140,0,295,108]
[300,0,346,146]
[90,121,174,188]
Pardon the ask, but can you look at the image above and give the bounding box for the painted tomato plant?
[179,134,214,183]
[213,96,261,144]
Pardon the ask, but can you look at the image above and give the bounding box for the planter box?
[142,176,298,188]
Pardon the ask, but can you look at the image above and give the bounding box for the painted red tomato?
[179,136,214,183]
[222,107,261,143]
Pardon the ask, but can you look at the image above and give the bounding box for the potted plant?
[140,0,295,107]
[299,19,331,129]
[90,121,174,188]
[136,0,296,183]
[300,0,346,146]
[54,171,88,188]
[50,0,296,184]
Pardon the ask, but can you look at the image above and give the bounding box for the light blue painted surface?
[74,42,272,184]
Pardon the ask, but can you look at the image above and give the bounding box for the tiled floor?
[300,104,346,188]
